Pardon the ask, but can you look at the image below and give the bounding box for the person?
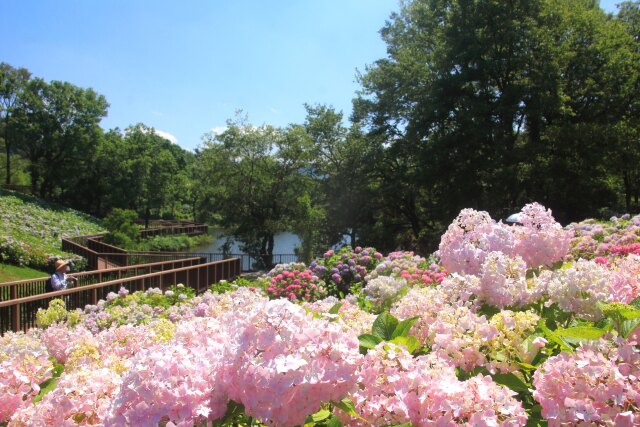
[50,259,77,291]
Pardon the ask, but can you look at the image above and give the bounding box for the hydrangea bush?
[438,203,572,274]
[310,246,382,296]
[3,203,640,426]
[264,266,326,302]
[366,251,447,286]
[0,191,103,270]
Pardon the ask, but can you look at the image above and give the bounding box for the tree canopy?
[1,0,639,255]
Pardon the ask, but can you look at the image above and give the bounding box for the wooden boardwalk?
[0,221,240,333]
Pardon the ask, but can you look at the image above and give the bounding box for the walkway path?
[0,221,240,333]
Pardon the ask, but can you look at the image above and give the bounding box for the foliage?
[303,104,377,249]
[131,232,212,252]
[0,62,31,186]
[353,0,640,252]
[193,112,316,263]
[15,77,109,204]
[102,208,138,248]
[0,189,103,270]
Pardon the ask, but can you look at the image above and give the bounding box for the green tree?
[354,0,640,251]
[103,208,139,248]
[611,1,640,211]
[525,0,640,220]
[304,104,376,248]
[0,63,31,185]
[15,78,108,200]
[193,113,314,266]
[117,124,180,227]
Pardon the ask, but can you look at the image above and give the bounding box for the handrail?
[0,221,232,334]
[0,258,241,333]
[0,257,205,289]
[0,258,206,304]
[0,258,237,307]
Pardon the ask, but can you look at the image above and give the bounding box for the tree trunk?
[260,234,274,269]
[624,171,632,213]
[4,120,11,185]
[144,206,150,230]
[5,143,10,185]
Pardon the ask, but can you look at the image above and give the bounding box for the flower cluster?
[391,286,451,343]
[536,260,613,320]
[310,246,382,295]
[363,275,407,309]
[366,251,447,286]
[438,203,571,274]
[487,310,541,372]
[438,208,516,275]
[265,268,326,302]
[340,343,527,426]
[80,286,197,332]
[427,303,498,371]
[264,262,308,278]
[303,297,376,336]
[105,318,228,426]
[513,202,573,268]
[479,251,537,309]
[35,298,81,328]
[567,215,640,261]
[223,299,362,427]
[0,331,53,423]
[609,254,640,304]
[533,342,640,425]
[10,366,122,426]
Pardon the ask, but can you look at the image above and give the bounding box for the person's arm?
[50,273,66,291]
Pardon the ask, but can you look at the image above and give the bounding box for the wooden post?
[10,286,20,332]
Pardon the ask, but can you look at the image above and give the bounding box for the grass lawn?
[0,262,48,283]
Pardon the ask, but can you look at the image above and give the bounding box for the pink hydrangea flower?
[533,342,640,425]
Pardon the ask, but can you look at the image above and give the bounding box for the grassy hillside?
[0,189,105,272]
[0,263,48,282]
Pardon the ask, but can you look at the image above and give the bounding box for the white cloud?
[210,126,228,135]
[269,107,280,114]
[154,129,178,144]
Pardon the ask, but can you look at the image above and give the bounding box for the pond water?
[188,230,303,271]
[190,230,302,254]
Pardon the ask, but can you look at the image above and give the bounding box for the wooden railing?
[0,257,205,302]
[61,226,209,270]
[139,223,208,238]
[86,238,127,255]
[98,252,300,272]
[0,258,241,333]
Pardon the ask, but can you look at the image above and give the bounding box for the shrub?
[103,209,139,248]
[310,246,382,296]
[265,268,326,302]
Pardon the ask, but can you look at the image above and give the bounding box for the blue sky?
[1,0,622,151]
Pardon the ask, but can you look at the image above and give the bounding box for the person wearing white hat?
[50,259,77,291]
